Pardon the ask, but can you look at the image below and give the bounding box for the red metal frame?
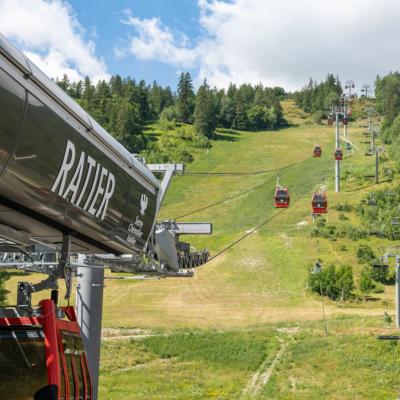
[312,192,328,214]
[274,187,290,208]
[313,146,322,157]
[335,148,343,161]
[0,299,92,400]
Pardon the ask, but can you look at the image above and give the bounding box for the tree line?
[293,74,342,121]
[56,72,285,156]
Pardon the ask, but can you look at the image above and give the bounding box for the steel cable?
[206,175,328,263]
[173,156,315,220]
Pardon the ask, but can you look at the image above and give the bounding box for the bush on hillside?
[338,213,349,221]
[311,221,367,241]
[359,266,384,294]
[160,105,179,123]
[334,203,353,212]
[143,138,194,164]
[358,186,400,240]
[311,110,325,124]
[192,134,211,149]
[340,225,368,241]
[308,264,354,301]
[357,244,375,264]
[370,261,389,284]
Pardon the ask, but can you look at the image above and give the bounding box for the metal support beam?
[157,169,173,212]
[396,256,400,329]
[335,112,340,148]
[157,221,213,235]
[146,163,184,173]
[375,149,379,184]
[146,163,184,213]
[372,129,375,155]
[368,108,372,133]
[335,112,340,193]
[76,264,105,400]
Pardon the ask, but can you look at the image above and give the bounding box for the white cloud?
[121,0,400,91]
[122,10,197,68]
[0,0,109,82]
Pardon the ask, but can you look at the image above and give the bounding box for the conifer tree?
[194,80,216,137]
[177,72,195,123]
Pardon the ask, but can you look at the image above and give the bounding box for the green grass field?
[98,316,400,399]
[4,100,400,398]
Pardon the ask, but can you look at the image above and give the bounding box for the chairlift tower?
[344,80,355,98]
[335,110,340,192]
[332,103,346,193]
[343,82,354,139]
[381,249,400,329]
[361,84,371,98]
[366,106,375,134]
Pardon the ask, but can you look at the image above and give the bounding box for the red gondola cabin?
[274,187,290,208]
[0,299,92,400]
[312,192,328,214]
[313,145,322,157]
[335,148,343,160]
[342,117,348,126]
[327,117,333,125]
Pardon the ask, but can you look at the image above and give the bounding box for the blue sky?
[67,0,201,88]
[2,0,400,92]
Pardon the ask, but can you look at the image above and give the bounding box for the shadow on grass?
[145,132,160,142]
[213,132,239,142]
[216,128,240,135]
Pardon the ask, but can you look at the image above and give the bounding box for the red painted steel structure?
[311,192,328,214]
[335,148,343,161]
[274,187,290,208]
[0,299,92,399]
[313,145,322,157]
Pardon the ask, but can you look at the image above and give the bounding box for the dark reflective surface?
[0,67,158,254]
[0,328,47,400]
[0,69,25,174]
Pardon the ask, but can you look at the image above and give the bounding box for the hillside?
[95,100,400,399]
[4,99,400,399]
[89,100,395,330]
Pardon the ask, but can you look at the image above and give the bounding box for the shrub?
[334,203,353,212]
[192,134,211,149]
[341,226,368,240]
[157,118,175,132]
[336,265,355,301]
[357,244,375,264]
[338,213,349,221]
[175,126,193,140]
[160,105,178,122]
[359,266,376,293]
[308,264,354,301]
[370,261,388,283]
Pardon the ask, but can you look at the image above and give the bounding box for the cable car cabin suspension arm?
[95,221,213,277]
[17,234,73,306]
